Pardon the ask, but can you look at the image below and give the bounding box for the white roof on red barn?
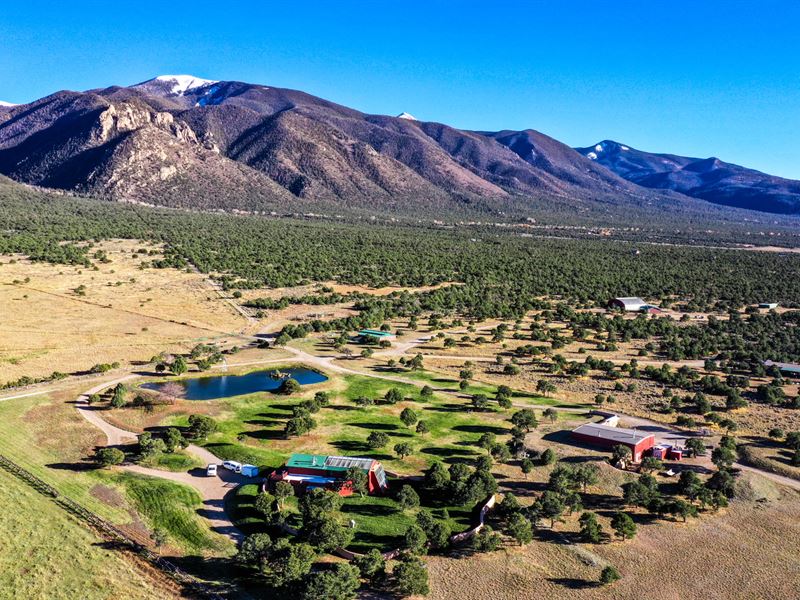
[572,422,654,445]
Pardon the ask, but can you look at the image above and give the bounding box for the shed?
[759,302,779,309]
[571,422,655,462]
[609,297,648,312]
[357,329,397,342]
[241,464,260,478]
[667,447,683,461]
[651,444,671,460]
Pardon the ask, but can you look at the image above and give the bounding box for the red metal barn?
[571,423,655,462]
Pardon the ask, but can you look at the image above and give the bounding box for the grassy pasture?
[134,369,537,477]
[114,472,232,555]
[0,390,132,521]
[0,389,230,559]
[0,467,177,600]
[0,240,247,384]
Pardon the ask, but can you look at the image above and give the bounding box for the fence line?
[448,494,496,544]
[0,453,225,600]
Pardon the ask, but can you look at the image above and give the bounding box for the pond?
[142,367,328,401]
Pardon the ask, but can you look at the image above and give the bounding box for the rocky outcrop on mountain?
[0,75,795,218]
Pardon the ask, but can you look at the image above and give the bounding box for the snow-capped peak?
[0,100,18,107]
[397,112,417,121]
[134,75,218,96]
[154,75,217,94]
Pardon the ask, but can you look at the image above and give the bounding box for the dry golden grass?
[381,314,800,438]
[253,302,358,334]
[0,240,248,383]
[236,280,453,302]
[427,474,800,600]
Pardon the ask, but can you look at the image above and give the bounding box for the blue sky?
[2,1,799,178]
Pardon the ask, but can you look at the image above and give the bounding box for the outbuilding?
[571,422,655,462]
[759,302,779,310]
[357,329,397,343]
[763,360,800,377]
[651,444,671,460]
[609,297,648,312]
[268,454,389,496]
[241,464,260,478]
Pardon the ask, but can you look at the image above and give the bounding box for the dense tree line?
[3,187,800,320]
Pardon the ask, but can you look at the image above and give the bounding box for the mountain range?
[0,74,797,219]
[575,140,800,215]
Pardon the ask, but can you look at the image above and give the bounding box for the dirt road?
[74,376,247,543]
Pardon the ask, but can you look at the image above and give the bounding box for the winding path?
[75,376,246,543]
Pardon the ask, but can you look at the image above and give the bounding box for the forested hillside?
[2,179,800,320]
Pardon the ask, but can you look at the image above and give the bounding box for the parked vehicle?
[222,460,243,473]
[206,464,218,477]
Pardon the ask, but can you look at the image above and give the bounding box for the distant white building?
[609,297,648,312]
[759,302,778,310]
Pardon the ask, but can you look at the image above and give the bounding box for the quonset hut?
[268,454,389,496]
[609,297,648,311]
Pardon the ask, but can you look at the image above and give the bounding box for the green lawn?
[139,449,203,472]
[228,483,266,534]
[229,481,477,554]
[156,369,529,475]
[114,472,233,555]
[340,373,421,401]
[340,493,416,552]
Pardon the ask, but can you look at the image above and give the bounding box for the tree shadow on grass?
[579,492,621,511]
[250,430,287,441]
[536,528,586,545]
[500,479,547,495]
[46,460,100,472]
[255,409,293,419]
[420,446,479,460]
[347,422,399,431]
[342,503,397,518]
[330,441,393,461]
[425,403,465,413]
[331,440,368,453]
[244,418,283,427]
[348,532,402,554]
[427,376,459,384]
[452,424,511,435]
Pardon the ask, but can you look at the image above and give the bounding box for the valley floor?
[2,243,800,599]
